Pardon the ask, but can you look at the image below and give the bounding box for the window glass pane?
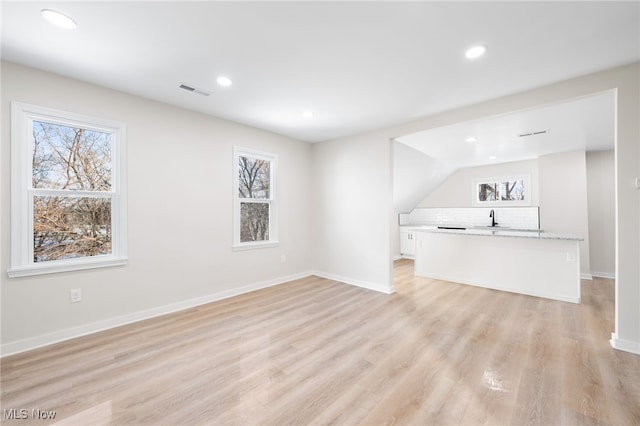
[240,202,269,242]
[500,180,525,200]
[33,196,112,262]
[238,156,270,199]
[478,183,498,201]
[32,121,112,191]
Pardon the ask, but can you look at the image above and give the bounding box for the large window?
[233,147,278,249]
[9,102,127,277]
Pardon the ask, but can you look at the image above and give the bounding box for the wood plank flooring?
[1,259,639,425]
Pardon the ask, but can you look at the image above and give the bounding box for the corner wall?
[392,141,455,258]
[1,61,313,354]
[311,133,394,293]
[538,150,591,278]
[586,150,615,277]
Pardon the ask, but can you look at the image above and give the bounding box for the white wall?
[1,61,313,353]
[311,133,393,293]
[418,158,540,208]
[392,141,455,258]
[414,153,591,276]
[538,150,591,278]
[393,142,455,213]
[586,150,615,277]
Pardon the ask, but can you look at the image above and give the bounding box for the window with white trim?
[233,146,278,249]
[472,175,531,207]
[8,102,127,277]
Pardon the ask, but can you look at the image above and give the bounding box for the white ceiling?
[396,90,616,169]
[2,2,639,143]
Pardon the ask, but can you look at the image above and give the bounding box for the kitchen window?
[233,147,278,249]
[472,175,530,207]
[8,102,127,277]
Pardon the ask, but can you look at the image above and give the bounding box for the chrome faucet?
[489,209,498,227]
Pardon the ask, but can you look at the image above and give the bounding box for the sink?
[471,226,541,232]
[472,225,509,229]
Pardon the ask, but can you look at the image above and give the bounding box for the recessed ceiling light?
[489,156,497,160]
[465,45,487,59]
[302,111,314,118]
[216,76,232,87]
[41,9,77,30]
[465,137,477,143]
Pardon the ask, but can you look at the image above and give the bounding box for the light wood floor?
[1,259,639,425]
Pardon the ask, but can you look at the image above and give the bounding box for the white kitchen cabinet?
[400,228,416,258]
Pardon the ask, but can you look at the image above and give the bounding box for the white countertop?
[410,226,582,241]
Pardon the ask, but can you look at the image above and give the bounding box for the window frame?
[8,102,128,277]
[471,174,531,207]
[232,146,279,250]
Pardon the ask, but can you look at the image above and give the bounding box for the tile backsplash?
[399,207,540,230]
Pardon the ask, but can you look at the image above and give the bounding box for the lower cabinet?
[400,229,416,258]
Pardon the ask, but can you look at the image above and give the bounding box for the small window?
[9,102,127,277]
[233,147,278,249]
[472,175,530,207]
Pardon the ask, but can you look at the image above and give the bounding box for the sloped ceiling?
[396,91,615,169]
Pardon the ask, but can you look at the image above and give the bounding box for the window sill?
[7,257,128,278]
[232,241,280,251]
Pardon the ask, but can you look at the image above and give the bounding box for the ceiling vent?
[518,129,549,138]
[179,83,210,96]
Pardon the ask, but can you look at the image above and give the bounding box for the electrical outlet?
[69,288,82,303]
[280,254,287,263]
[566,252,576,262]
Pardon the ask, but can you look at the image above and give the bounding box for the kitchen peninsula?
[414,227,582,303]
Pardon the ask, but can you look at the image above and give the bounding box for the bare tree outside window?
[33,121,111,191]
[10,102,126,277]
[34,196,111,262]
[233,147,277,248]
[238,156,270,199]
[500,180,525,201]
[478,179,525,203]
[32,121,113,262]
[240,202,269,242]
[478,183,498,201]
[238,156,271,242]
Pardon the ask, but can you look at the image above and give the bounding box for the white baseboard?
[592,271,616,279]
[581,273,593,280]
[610,332,640,355]
[392,255,402,261]
[312,270,394,295]
[1,271,313,358]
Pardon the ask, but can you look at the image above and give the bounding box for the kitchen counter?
[414,228,581,303]
[416,227,582,241]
